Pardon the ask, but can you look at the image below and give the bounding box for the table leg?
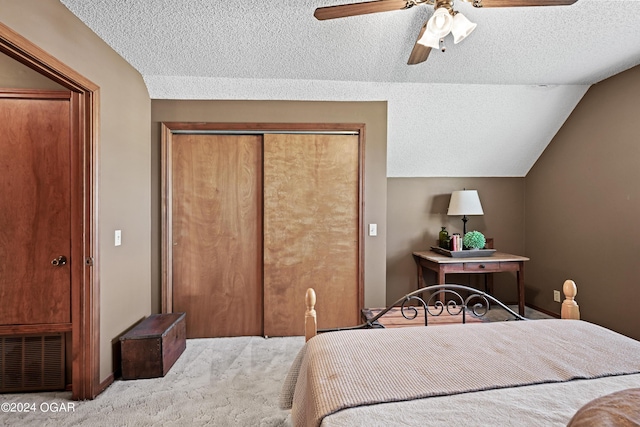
[485,273,494,295]
[484,273,494,310]
[414,255,424,290]
[517,262,525,316]
[437,269,446,286]
[437,268,446,304]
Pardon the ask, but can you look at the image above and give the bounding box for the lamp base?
[461,215,468,236]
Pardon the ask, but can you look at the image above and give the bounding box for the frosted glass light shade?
[447,190,484,216]
[417,29,441,49]
[426,7,453,39]
[451,12,477,44]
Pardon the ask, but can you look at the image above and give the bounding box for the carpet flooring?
[1,336,304,427]
[0,306,552,427]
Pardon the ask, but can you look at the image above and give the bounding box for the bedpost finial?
[306,288,316,310]
[305,288,317,342]
[563,279,577,300]
[561,280,580,320]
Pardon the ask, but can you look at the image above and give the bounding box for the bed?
[280,281,640,426]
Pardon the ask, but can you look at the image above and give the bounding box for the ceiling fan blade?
[472,0,577,7]
[407,22,431,65]
[314,0,411,20]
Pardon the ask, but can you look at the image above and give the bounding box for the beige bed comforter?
[321,373,640,426]
[280,319,640,427]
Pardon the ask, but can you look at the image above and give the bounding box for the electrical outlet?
[553,290,561,303]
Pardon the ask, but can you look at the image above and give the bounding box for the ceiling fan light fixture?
[417,28,442,49]
[451,12,477,44]
[426,7,453,39]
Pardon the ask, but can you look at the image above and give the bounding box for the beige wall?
[0,0,152,381]
[0,53,65,89]
[386,177,525,304]
[525,65,640,340]
[151,100,388,311]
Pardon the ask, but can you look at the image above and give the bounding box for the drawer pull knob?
[479,264,485,269]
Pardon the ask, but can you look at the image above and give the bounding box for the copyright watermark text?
[1,401,76,413]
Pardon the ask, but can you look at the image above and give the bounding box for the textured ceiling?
[60,0,640,177]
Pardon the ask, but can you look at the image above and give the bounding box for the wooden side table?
[412,251,530,316]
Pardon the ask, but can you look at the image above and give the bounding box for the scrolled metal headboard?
[318,284,526,334]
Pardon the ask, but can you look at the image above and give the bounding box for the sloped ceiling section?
[60,0,640,177]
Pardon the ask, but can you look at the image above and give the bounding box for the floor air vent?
[1,334,65,392]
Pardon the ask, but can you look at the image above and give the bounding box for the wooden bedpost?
[561,280,580,320]
[305,288,317,342]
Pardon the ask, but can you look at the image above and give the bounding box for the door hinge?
[85,257,94,267]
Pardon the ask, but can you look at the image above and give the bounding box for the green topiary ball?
[463,230,486,249]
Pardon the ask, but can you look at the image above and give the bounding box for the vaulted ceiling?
[60,0,640,177]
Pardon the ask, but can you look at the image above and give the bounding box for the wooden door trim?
[0,23,100,400]
[0,323,73,335]
[161,122,366,319]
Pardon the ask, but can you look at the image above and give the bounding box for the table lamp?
[447,190,483,236]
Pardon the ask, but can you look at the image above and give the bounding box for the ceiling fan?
[314,0,578,65]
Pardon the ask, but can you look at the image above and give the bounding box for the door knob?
[51,255,67,266]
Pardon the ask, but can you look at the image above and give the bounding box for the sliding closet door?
[171,134,263,338]
[263,134,361,336]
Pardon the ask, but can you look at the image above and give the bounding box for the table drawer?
[463,262,500,272]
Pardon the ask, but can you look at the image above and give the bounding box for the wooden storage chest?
[120,312,186,380]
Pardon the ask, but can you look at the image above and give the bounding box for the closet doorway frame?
[160,122,365,324]
[0,23,100,399]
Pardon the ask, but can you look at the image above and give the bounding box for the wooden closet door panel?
[263,134,360,337]
[171,134,263,338]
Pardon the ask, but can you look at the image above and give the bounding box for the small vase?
[439,227,449,249]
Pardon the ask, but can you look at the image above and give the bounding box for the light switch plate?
[369,224,377,236]
[115,230,122,247]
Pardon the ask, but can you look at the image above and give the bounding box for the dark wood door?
[170,134,263,338]
[0,93,72,325]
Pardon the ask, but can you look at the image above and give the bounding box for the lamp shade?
[447,190,484,216]
[451,12,477,44]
